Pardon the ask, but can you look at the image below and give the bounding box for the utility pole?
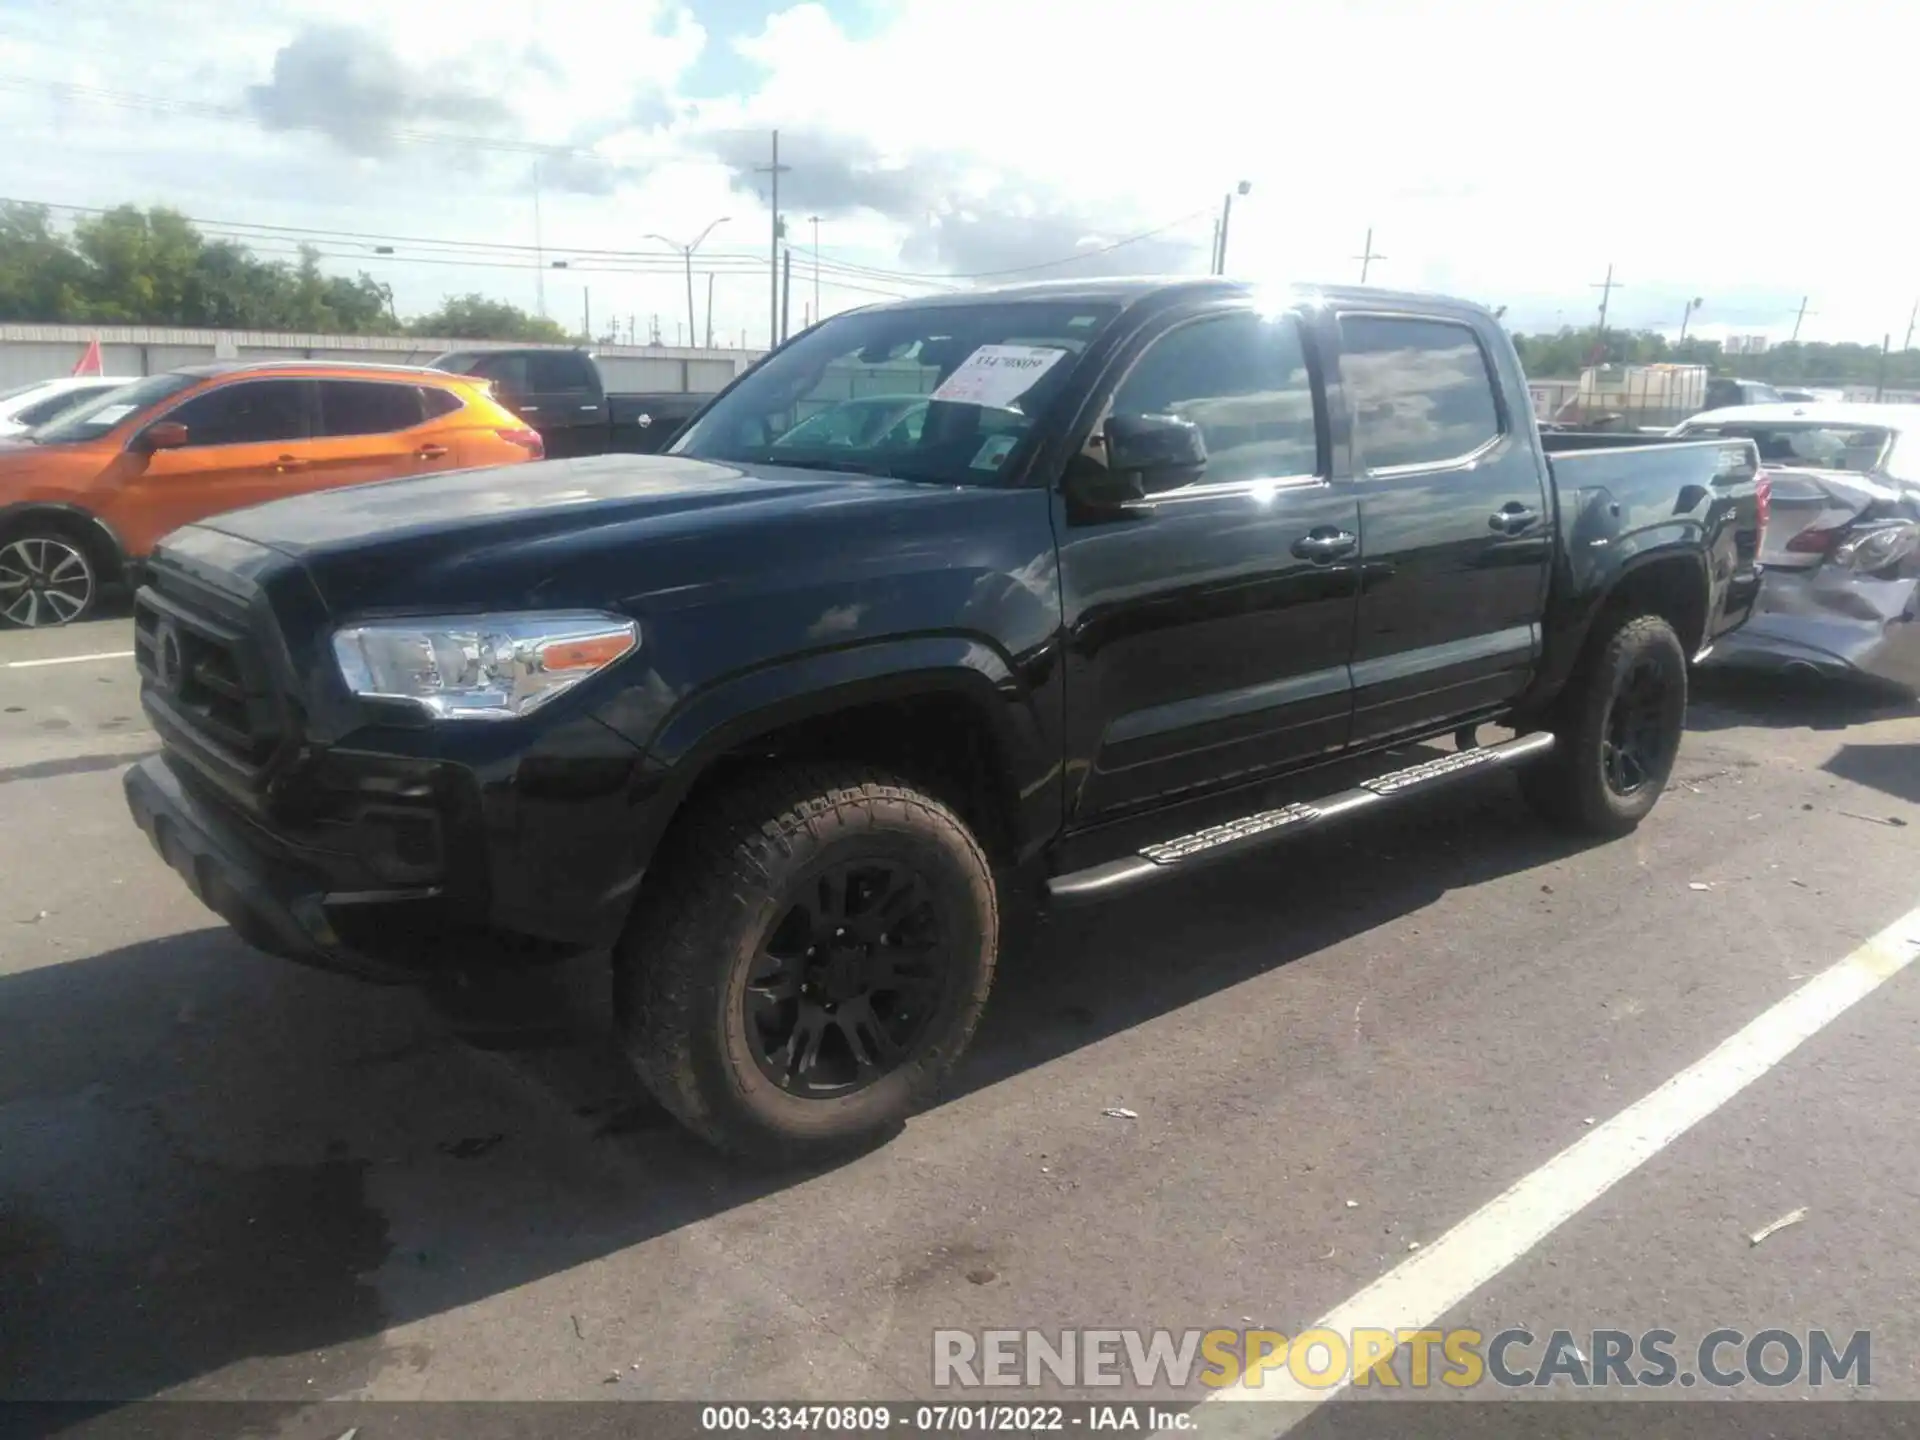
[754,130,792,349]
[705,273,716,349]
[1906,300,1918,353]
[1354,227,1385,284]
[809,215,822,325]
[781,248,793,344]
[1591,263,1622,337]
[1209,218,1220,274]
[1214,180,1250,275]
[583,287,591,343]
[533,159,546,319]
[1790,295,1816,343]
[1876,334,1891,401]
[1679,296,1703,343]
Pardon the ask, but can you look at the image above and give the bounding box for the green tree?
[0,203,91,322]
[409,293,569,342]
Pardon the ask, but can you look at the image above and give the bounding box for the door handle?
[578,403,600,412]
[1291,528,1358,561]
[416,444,449,460]
[518,404,541,413]
[1489,503,1539,534]
[273,454,307,471]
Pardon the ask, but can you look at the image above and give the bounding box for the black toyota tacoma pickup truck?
[427,346,714,459]
[124,279,1768,1161]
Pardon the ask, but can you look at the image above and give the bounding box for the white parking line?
[3,650,134,669]
[1193,900,1920,1437]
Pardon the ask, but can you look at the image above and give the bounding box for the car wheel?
[615,764,999,1162]
[0,532,100,628]
[1520,613,1688,837]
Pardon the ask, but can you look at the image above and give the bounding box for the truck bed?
[606,392,711,454]
[1541,430,1766,651]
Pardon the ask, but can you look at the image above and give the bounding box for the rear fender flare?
[1529,540,1710,709]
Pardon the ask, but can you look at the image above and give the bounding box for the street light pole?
[1214,180,1250,275]
[1679,296,1703,343]
[809,215,822,325]
[650,218,730,353]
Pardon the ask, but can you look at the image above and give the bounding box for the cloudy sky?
[0,0,1906,350]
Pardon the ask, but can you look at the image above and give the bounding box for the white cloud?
[0,0,1910,347]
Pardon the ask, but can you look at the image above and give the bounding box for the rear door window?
[319,380,427,436]
[467,353,531,392]
[1339,316,1503,470]
[420,386,465,419]
[529,351,595,392]
[165,380,310,446]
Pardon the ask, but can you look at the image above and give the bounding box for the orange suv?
[0,361,542,627]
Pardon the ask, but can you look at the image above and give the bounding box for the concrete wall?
[0,323,762,393]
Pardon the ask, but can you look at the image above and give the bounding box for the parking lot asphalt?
[4,607,1919,1428]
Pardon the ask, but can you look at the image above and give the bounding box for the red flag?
[71,339,102,376]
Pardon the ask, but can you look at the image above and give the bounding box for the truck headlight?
[331,611,639,720]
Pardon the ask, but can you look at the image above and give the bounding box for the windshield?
[671,301,1120,485]
[28,373,198,444]
[1680,420,1893,474]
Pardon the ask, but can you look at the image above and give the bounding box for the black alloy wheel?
[1601,655,1674,797]
[745,859,949,1098]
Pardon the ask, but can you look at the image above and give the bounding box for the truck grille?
[134,577,284,776]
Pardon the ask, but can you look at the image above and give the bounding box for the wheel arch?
[628,637,1059,887]
[0,502,131,585]
[1527,547,1710,714]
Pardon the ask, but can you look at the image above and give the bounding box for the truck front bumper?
[123,755,590,983]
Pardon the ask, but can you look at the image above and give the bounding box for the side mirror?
[1107,412,1206,480]
[137,421,189,452]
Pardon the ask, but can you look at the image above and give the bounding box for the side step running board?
[1046,730,1555,904]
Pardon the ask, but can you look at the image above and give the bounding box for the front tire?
[0,531,100,628]
[616,765,999,1162]
[1521,613,1688,837]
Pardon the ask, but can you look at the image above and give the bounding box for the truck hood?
[184,452,961,614]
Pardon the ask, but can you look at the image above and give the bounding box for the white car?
[1671,400,1920,483]
[0,376,131,438]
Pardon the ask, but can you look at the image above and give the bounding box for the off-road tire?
[1520,613,1688,837]
[615,764,999,1162]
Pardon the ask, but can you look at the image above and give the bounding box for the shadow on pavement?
[1822,741,1920,807]
[1688,667,1920,733]
[0,762,1590,1405]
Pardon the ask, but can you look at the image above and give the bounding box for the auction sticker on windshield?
[932,345,1066,409]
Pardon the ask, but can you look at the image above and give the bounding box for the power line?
[1,196,946,294]
[4,193,1206,293]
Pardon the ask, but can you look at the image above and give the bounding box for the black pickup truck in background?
[427,347,714,459]
[125,278,1767,1163]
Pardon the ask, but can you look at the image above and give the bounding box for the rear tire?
[1520,614,1688,837]
[0,529,101,628]
[615,765,998,1162]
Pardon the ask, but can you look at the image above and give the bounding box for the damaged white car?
[1672,403,1920,694]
